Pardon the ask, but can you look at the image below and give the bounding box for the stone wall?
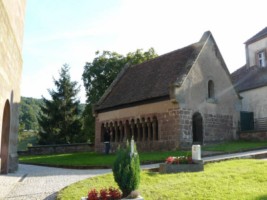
[239,131,267,141]
[0,0,26,173]
[95,100,180,152]
[179,110,235,148]
[204,114,234,143]
[179,108,193,148]
[18,143,94,156]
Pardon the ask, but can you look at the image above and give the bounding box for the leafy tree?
[38,64,82,144]
[19,97,43,131]
[82,48,158,141]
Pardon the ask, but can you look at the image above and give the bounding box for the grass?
[19,150,190,167]
[19,140,267,167]
[57,159,267,200]
[202,140,267,152]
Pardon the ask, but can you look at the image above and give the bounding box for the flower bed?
[81,187,122,200]
[159,156,204,174]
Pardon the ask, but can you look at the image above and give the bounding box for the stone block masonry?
[0,0,26,173]
[204,113,234,142]
[18,143,94,156]
[239,131,267,141]
[95,107,180,152]
[179,108,193,148]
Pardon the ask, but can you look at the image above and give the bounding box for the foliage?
[38,64,83,144]
[19,150,189,167]
[82,48,158,141]
[57,159,267,200]
[112,142,140,197]
[87,187,122,200]
[19,97,44,131]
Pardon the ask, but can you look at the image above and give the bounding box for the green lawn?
[19,150,189,167]
[57,159,267,200]
[19,140,267,167]
[202,140,267,152]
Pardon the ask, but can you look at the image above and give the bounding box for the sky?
[22,0,267,103]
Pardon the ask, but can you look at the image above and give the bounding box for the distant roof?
[231,65,267,92]
[245,27,267,45]
[95,32,211,112]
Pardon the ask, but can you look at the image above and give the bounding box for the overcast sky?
[22,0,267,103]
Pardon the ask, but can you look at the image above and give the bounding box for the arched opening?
[1,100,11,174]
[208,80,215,99]
[192,112,203,145]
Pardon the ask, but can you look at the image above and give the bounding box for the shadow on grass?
[256,194,267,200]
[143,169,159,176]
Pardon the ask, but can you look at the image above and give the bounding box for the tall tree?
[38,64,82,144]
[82,48,158,141]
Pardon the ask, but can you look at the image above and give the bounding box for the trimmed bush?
[112,140,140,197]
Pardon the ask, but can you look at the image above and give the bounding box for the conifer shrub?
[112,141,140,197]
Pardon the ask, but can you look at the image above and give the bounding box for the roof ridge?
[245,27,267,44]
[128,42,200,70]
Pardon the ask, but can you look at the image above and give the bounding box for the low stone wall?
[18,143,94,155]
[239,131,267,141]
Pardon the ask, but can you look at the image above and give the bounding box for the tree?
[19,97,43,131]
[38,64,82,144]
[82,48,158,141]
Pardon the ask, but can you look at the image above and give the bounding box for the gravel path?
[0,164,111,200]
[0,163,159,200]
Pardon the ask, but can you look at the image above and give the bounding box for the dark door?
[240,111,254,131]
[192,112,203,144]
[1,100,11,174]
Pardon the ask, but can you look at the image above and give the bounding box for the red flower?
[165,156,175,164]
[165,155,193,164]
[88,189,98,200]
[109,187,122,199]
[87,187,122,200]
[100,188,109,200]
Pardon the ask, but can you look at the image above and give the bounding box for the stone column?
[136,119,141,141]
[142,119,146,142]
[147,118,152,141]
[119,122,124,142]
[114,122,119,142]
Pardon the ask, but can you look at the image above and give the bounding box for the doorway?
[192,112,203,144]
[1,100,11,174]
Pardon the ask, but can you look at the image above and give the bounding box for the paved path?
[0,149,267,200]
[0,164,111,200]
[203,148,267,163]
[0,163,158,200]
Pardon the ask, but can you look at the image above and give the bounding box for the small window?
[208,80,215,99]
[257,51,266,67]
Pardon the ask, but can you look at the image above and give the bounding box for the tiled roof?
[95,33,208,112]
[245,27,267,44]
[231,65,267,92]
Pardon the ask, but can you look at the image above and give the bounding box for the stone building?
[232,27,267,131]
[94,31,241,152]
[0,0,26,174]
